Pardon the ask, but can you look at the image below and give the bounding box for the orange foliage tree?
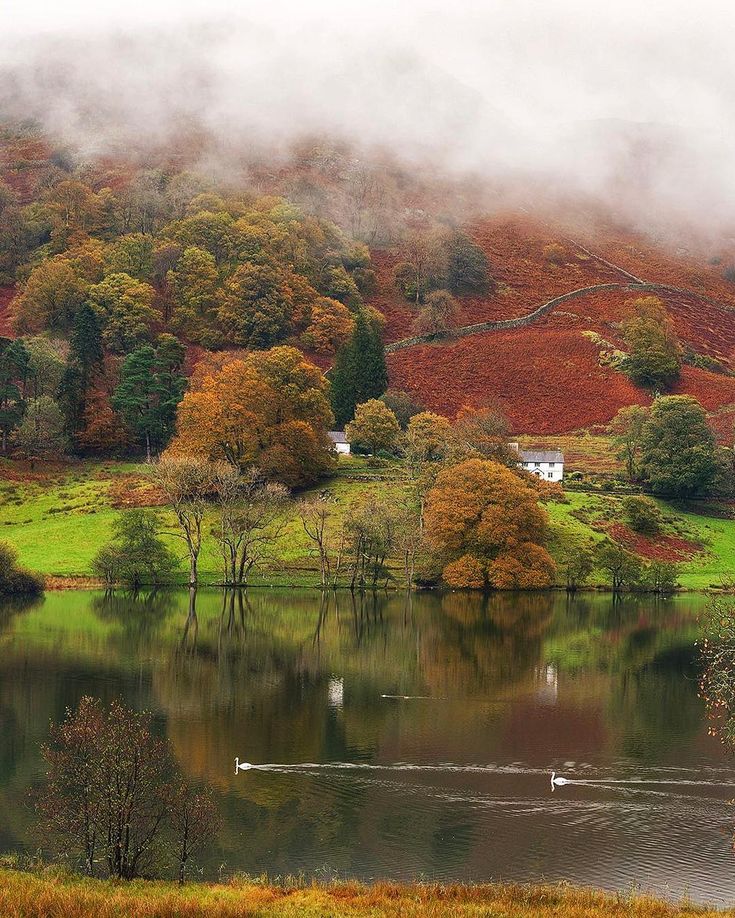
[424,458,556,589]
[167,346,334,486]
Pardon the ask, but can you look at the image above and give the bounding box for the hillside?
[376,213,735,436]
[2,125,735,441]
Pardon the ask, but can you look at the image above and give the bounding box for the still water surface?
[1,588,734,903]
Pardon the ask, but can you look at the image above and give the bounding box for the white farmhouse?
[328,431,351,455]
[519,449,564,482]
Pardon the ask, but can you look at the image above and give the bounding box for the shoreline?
[36,575,727,595]
[0,867,731,917]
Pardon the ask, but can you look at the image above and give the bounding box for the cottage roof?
[520,450,564,464]
[328,431,348,444]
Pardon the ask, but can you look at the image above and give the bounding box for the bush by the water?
[92,509,178,588]
[0,542,44,595]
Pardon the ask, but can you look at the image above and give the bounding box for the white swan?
[550,771,569,789]
[235,758,254,773]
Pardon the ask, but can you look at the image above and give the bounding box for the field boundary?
[385,281,735,354]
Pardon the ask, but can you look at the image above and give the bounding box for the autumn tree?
[345,399,401,456]
[87,272,158,353]
[453,405,518,466]
[168,245,220,345]
[15,258,88,333]
[24,337,66,400]
[405,411,454,471]
[424,458,556,589]
[330,309,387,426]
[639,395,719,497]
[14,396,67,465]
[412,289,464,337]
[621,296,682,390]
[37,697,218,880]
[300,296,355,354]
[103,233,154,281]
[216,262,300,349]
[169,346,334,487]
[394,228,447,305]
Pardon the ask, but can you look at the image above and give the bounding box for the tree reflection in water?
[0,587,722,895]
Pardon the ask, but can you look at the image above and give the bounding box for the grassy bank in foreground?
[0,869,728,918]
[2,453,735,591]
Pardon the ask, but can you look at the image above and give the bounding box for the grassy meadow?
[0,868,729,918]
[1,449,735,591]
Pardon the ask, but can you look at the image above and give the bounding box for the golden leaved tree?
[424,458,556,589]
[167,346,334,487]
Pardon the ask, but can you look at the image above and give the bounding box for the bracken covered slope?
[380,213,735,435]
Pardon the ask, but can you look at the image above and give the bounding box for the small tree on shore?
[37,697,219,881]
[298,496,333,588]
[92,510,178,588]
[169,782,219,885]
[154,456,214,586]
[213,465,288,586]
[559,542,595,592]
[0,541,44,596]
[595,539,642,593]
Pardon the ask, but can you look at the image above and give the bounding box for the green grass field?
[1,454,734,591]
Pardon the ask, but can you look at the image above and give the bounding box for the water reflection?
[0,588,733,903]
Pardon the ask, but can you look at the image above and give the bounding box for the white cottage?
[328,431,351,455]
[519,449,564,482]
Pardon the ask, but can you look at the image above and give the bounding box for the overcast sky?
[2,0,735,230]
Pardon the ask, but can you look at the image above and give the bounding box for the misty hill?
[1,124,735,443]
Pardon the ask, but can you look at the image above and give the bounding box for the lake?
[1,588,735,904]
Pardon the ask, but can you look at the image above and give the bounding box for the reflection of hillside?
[0,587,713,881]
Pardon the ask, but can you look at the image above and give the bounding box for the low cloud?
[2,0,735,234]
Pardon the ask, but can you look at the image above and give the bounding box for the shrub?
[0,541,44,595]
[622,495,661,534]
[92,510,178,588]
[543,243,566,265]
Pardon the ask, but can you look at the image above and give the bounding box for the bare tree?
[153,456,214,586]
[298,495,333,588]
[213,465,288,586]
[344,495,399,591]
[393,499,423,590]
[169,782,220,885]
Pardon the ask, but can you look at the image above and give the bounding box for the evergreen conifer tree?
[59,304,104,436]
[330,310,387,426]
